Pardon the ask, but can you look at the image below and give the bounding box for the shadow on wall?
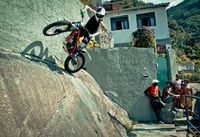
[21,41,55,63]
[129,95,156,122]
[20,41,66,75]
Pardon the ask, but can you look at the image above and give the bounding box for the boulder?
[160,102,176,123]
[0,49,131,137]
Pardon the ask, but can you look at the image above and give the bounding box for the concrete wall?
[85,47,158,121]
[167,48,178,81]
[0,0,88,63]
[103,6,170,46]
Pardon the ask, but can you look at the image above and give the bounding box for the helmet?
[96,6,106,19]
[152,79,159,84]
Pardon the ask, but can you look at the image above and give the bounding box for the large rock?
[160,102,176,123]
[0,0,90,62]
[0,49,131,137]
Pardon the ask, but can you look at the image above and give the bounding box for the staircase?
[128,117,193,137]
[175,117,192,137]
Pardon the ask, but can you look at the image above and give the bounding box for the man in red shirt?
[144,79,165,124]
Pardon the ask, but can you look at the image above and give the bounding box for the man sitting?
[161,81,180,111]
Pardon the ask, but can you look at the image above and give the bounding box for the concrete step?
[175,117,193,137]
[128,122,177,137]
[128,117,197,137]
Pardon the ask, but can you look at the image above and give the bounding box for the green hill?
[167,0,200,60]
[167,0,200,81]
[167,0,200,41]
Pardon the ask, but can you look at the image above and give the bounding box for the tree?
[132,27,156,49]
[123,0,133,8]
[110,0,153,8]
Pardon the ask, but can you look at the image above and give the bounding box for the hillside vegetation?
[109,0,153,8]
[168,0,200,40]
[167,0,200,81]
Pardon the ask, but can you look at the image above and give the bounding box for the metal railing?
[185,95,200,135]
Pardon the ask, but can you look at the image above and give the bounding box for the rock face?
[85,48,158,121]
[0,0,89,62]
[0,49,131,137]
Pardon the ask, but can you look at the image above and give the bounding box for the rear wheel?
[43,20,71,36]
[64,53,85,73]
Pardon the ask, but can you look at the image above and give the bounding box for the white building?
[103,3,171,51]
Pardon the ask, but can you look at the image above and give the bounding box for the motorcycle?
[42,10,91,73]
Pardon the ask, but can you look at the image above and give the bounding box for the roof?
[106,3,170,14]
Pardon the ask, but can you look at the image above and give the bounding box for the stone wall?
[85,47,158,121]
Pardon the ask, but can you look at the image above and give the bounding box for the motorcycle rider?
[64,5,107,51]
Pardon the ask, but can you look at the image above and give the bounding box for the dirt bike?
[42,10,91,73]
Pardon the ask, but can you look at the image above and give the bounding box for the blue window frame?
[110,15,129,31]
[136,12,156,28]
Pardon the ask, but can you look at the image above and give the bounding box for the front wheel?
[64,53,85,73]
[43,20,71,36]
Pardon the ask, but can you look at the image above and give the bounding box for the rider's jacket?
[85,15,101,34]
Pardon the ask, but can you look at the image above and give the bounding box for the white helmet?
[96,6,106,19]
[152,79,159,84]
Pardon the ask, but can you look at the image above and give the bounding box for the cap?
[152,79,159,84]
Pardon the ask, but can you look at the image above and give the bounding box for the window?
[136,12,156,28]
[110,15,129,31]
